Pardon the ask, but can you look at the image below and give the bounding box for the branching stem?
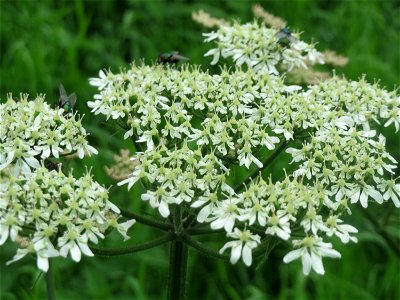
[90,234,174,256]
[119,207,173,231]
[234,140,288,192]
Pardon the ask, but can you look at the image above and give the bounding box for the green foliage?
[1,0,399,299]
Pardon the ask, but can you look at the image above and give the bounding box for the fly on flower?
[44,159,61,172]
[157,51,189,64]
[58,84,76,114]
[275,28,296,46]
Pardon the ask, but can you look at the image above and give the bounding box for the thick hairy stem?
[234,140,288,192]
[167,240,188,300]
[90,234,174,256]
[46,259,56,300]
[167,206,188,300]
[119,207,173,231]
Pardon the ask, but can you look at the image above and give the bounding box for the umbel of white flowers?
[0,94,98,173]
[88,18,399,275]
[203,20,324,74]
[1,18,399,276]
[0,95,135,272]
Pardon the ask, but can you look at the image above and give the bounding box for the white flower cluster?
[305,76,400,131]
[88,65,288,166]
[288,127,400,207]
[89,63,399,274]
[0,166,135,272]
[203,21,324,74]
[0,95,135,271]
[0,94,98,174]
[118,143,232,218]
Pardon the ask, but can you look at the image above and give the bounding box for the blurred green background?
[1,0,399,299]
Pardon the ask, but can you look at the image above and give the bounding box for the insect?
[58,84,76,114]
[44,159,61,171]
[157,51,189,64]
[275,28,296,46]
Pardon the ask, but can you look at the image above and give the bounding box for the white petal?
[108,201,120,213]
[367,189,383,204]
[210,218,225,230]
[77,148,84,159]
[0,151,15,170]
[158,201,170,218]
[301,252,312,275]
[319,247,341,259]
[224,217,235,233]
[24,156,40,169]
[242,245,253,266]
[6,249,28,265]
[283,248,303,263]
[311,252,324,274]
[230,244,242,264]
[37,256,49,272]
[197,205,211,223]
[252,156,263,168]
[360,191,369,208]
[70,242,82,262]
[86,145,98,155]
[78,242,94,257]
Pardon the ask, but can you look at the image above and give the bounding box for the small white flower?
[141,188,173,218]
[323,216,358,243]
[58,226,94,262]
[210,197,240,233]
[350,183,383,208]
[283,236,341,275]
[265,212,291,240]
[6,242,59,272]
[378,178,400,207]
[219,228,260,266]
[89,69,109,90]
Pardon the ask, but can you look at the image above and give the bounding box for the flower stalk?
[167,239,188,300]
[90,234,174,256]
[45,259,56,300]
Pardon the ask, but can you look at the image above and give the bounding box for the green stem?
[58,151,77,157]
[167,240,188,300]
[187,227,225,235]
[182,234,229,261]
[46,259,56,300]
[119,207,173,231]
[234,140,288,192]
[90,234,174,256]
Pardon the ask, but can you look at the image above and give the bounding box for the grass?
[1,0,399,299]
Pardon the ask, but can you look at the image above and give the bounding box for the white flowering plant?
[1,7,399,300]
[0,94,136,273]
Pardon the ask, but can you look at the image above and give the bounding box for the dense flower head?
[88,64,288,164]
[89,60,399,275]
[203,21,324,74]
[0,94,98,174]
[0,166,135,272]
[118,142,232,218]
